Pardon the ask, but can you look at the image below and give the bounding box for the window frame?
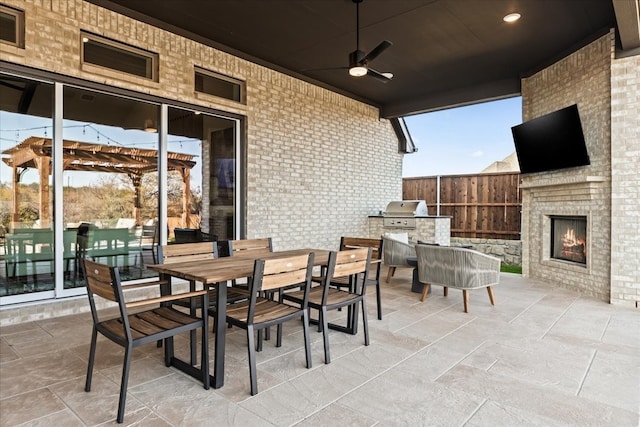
[194,66,245,104]
[80,31,159,82]
[0,4,25,48]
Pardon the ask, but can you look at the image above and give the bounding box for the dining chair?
[226,237,274,341]
[331,237,384,320]
[162,241,250,306]
[140,223,159,264]
[282,247,372,364]
[213,253,314,395]
[161,242,249,362]
[227,237,273,257]
[82,258,209,424]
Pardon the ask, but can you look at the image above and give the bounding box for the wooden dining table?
[147,248,331,389]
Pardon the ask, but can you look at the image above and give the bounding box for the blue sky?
[403,96,522,177]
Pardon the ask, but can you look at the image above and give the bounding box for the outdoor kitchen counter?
[368,215,451,246]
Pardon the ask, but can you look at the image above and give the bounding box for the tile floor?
[1,268,639,426]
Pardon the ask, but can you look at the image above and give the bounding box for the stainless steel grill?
[383,200,428,229]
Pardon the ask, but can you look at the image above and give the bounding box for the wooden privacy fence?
[403,172,522,240]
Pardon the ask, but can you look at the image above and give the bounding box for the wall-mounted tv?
[511,104,590,174]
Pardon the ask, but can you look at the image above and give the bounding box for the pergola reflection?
[2,136,196,228]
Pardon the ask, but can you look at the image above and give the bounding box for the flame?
[561,228,586,256]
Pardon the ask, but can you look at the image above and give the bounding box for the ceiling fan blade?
[363,40,392,63]
[367,68,392,83]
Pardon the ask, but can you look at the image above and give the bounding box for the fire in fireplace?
[551,216,587,264]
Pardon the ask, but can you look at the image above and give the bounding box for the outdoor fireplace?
[550,216,587,265]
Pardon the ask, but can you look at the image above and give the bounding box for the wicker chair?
[382,234,415,283]
[414,244,501,312]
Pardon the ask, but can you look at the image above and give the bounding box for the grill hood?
[384,200,428,217]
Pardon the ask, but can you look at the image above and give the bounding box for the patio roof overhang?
[88,0,639,118]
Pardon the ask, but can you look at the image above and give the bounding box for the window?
[0,4,25,48]
[195,67,244,103]
[81,32,158,81]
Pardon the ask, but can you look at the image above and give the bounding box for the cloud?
[471,150,484,157]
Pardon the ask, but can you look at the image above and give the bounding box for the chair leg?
[117,345,133,424]
[321,306,330,364]
[85,327,98,392]
[246,326,258,395]
[256,330,263,352]
[444,286,448,297]
[201,314,210,390]
[299,311,312,369]
[276,323,283,347]
[375,283,382,320]
[386,267,395,283]
[487,286,495,305]
[420,283,430,302]
[164,337,174,367]
[361,298,370,346]
[462,289,469,313]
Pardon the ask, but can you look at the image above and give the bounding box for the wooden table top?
[147,248,330,284]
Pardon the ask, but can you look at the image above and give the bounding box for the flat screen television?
[511,104,590,174]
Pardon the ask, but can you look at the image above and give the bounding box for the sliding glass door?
[0,71,242,305]
[0,75,55,301]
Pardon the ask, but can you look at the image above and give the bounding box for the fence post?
[436,175,441,217]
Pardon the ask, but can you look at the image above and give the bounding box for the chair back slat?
[340,237,383,261]
[259,254,313,291]
[84,259,118,302]
[229,238,272,255]
[333,259,368,278]
[323,248,371,297]
[162,242,218,263]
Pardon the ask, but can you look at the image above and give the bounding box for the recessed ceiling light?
[503,13,521,23]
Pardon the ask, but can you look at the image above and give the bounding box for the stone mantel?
[520,175,606,190]
[521,176,607,203]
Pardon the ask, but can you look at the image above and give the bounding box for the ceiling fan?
[347,0,393,82]
[307,0,393,82]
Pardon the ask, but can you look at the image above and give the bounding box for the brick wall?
[521,31,640,306]
[520,33,612,301]
[0,0,402,323]
[610,49,640,307]
[1,0,402,254]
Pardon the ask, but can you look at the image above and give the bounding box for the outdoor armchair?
[414,244,500,312]
[382,233,416,283]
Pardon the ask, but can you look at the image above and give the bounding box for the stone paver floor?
[1,267,639,426]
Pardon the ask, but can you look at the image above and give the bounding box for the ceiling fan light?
[349,66,368,77]
[143,119,157,133]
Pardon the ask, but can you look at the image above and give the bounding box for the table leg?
[159,273,215,386]
[213,281,226,389]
